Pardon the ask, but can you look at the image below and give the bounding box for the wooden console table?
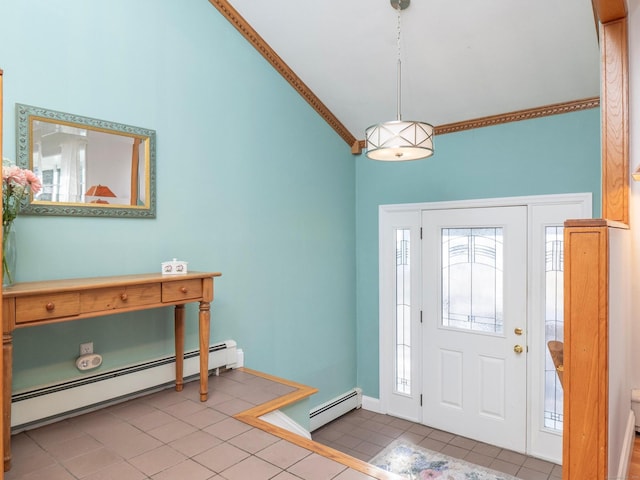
[1,271,221,471]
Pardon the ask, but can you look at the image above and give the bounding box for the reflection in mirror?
[16,104,156,218]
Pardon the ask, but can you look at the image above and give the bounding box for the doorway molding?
[377,192,592,460]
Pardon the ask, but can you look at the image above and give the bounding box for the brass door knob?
[514,344,524,354]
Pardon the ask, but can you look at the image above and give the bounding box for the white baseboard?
[12,340,238,430]
[260,410,311,439]
[362,395,383,414]
[236,348,245,368]
[616,410,636,480]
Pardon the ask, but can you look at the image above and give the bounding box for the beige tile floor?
[5,369,379,480]
[4,368,560,479]
[312,409,562,480]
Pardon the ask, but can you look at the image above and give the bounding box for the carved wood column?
[562,3,630,479]
[563,219,609,480]
[593,0,629,224]
[601,18,629,224]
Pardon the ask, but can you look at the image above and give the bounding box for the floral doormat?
[370,440,520,480]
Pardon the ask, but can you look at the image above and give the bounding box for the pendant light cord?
[396,2,402,121]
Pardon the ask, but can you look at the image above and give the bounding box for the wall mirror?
[16,103,156,218]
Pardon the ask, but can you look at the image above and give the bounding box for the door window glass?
[544,226,564,431]
[395,228,411,395]
[441,228,504,334]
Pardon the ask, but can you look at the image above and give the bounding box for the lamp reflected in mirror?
[86,184,117,204]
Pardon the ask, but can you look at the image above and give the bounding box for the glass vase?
[3,223,16,287]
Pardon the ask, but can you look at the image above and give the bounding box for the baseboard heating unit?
[309,387,362,432]
[11,340,238,431]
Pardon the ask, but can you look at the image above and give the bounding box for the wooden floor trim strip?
[234,367,401,480]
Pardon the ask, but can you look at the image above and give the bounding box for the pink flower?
[23,169,42,194]
[3,165,26,186]
[2,160,42,225]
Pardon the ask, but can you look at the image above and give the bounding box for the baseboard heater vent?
[309,387,362,432]
[11,340,238,431]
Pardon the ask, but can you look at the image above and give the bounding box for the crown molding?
[209,0,357,148]
[435,97,600,135]
[355,97,600,153]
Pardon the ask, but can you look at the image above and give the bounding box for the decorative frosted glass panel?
[544,226,564,431]
[395,229,411,395]
[441,228,503,334]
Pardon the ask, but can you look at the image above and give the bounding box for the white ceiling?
[227,0,600,142]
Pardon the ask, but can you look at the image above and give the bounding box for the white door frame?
[378,193,592,462]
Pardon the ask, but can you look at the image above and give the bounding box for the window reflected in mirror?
[16,104,156,218]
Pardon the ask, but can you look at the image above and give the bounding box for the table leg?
[174,304,185,392]
[199,301,210,402]
[3,333,12,472]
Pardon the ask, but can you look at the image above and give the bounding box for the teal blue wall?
[355,109,601,397]
[0,1,602,414]
[0,0,356,406]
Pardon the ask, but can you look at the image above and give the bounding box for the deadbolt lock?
[514,328,523,335]
[514,344,524,354]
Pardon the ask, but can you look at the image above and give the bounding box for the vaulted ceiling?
[214,0,601,148]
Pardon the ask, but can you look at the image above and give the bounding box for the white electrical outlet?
[79,342,93,355]
[76,353,103,371]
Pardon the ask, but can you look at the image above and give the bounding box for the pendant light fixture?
[365,0,434,161]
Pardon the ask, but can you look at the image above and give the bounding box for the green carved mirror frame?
[16,103,156,218]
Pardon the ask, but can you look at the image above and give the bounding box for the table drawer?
[16,292,80,323]
[162,279,203,302]
[81,284,161,313]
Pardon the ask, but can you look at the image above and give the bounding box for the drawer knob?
[180,287,188,294]
[120,293,128,301]
[45,302,55,311]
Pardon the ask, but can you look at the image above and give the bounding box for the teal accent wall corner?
[355,108,601,398]
[0,0,356,407]
[281,398,311,432]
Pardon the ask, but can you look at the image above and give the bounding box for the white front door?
[421,206,527,452]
